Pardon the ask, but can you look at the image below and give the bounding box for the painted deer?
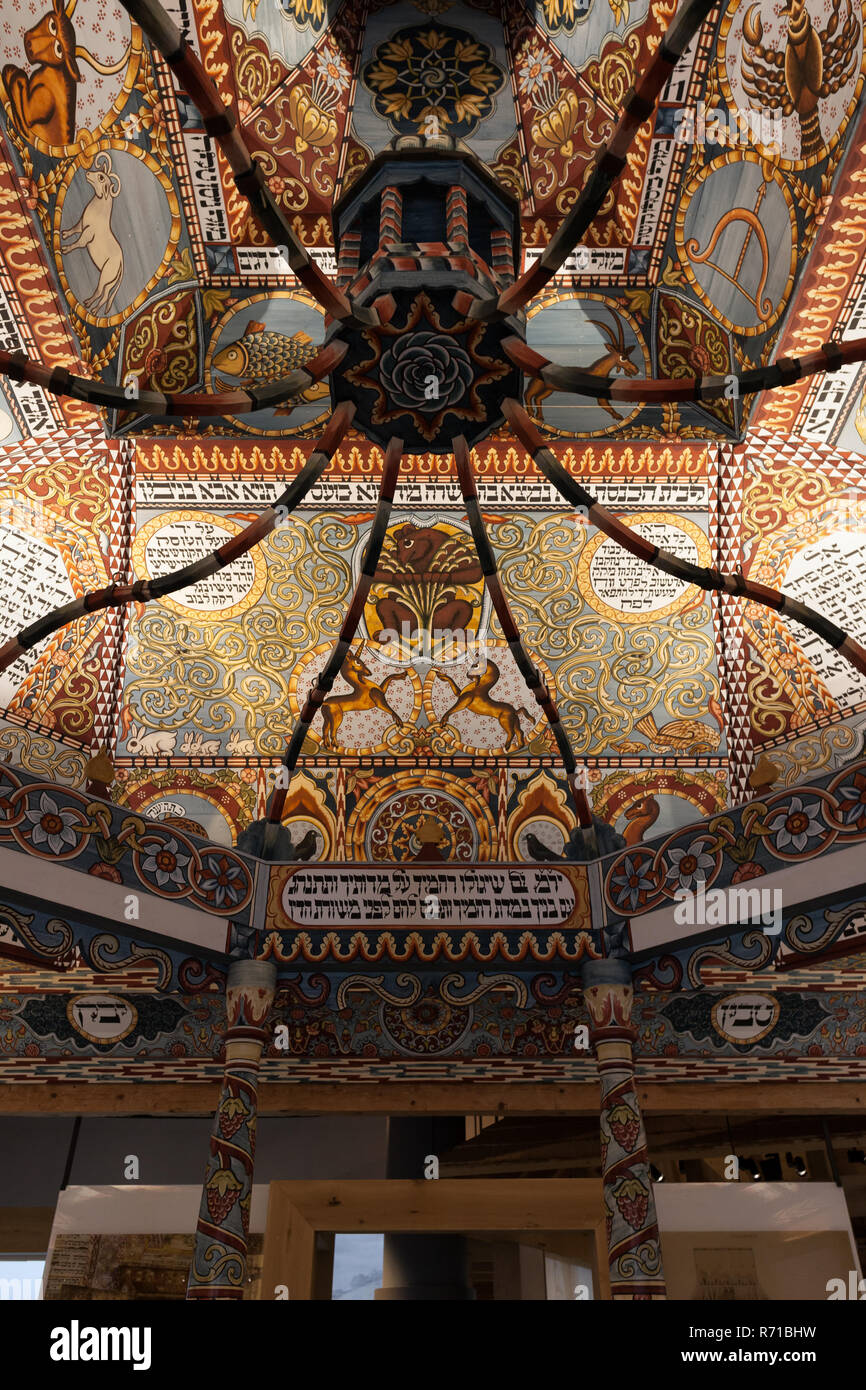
[319,646,409,751]
[2,0,131,148]
[437,659,534,752]
[60,152,124,316]
[525,314,640,423]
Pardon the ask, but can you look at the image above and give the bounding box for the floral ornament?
[347,290,510,444]
[195,852,252,911]
[609,852,656,911]
[543,0,631,31]
[834,771,866,834]
[363,25,505,138]
[664,837,716,891]
[138,835,191,891]
[128,98,169,166]
[244,0,327,27]
[21,792,84,857]
[517,45,557,101]
[731,860,765,883]
[314,43,351,98]
[381,332,473,412]
[0,771,22,829]
[764,796,828,856]
[89,862,122,883]
[515,40,592,194]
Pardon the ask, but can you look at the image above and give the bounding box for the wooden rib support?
[505,398,866,679]
[472,0,718,320]
[452,435,598,854]
[265,437,405,828]
[0,339,346,421]
[503,336,866,405]
[119,0,373,326]
[0,402,355,676]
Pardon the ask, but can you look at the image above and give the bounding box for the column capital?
[580,956,632,990]
[581,956,635,1040]
[226,959,278,991]
[225,959,278,1048]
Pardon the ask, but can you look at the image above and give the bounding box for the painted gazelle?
[524,314,640,423]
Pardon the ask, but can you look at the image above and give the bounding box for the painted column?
[581,957,665,1299]
[489,226,514,278]
[379,185,403,246]
[187,959,277,1301]
[337,229,361,286]
[446,184,469,246]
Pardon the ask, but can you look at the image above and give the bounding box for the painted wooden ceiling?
[0,0,864,861]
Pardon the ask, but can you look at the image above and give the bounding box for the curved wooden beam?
[119,0,373,325]
[266,437,404,825]
[0,402,356,676]
[503,336,866,405]
[0,340,346,420]
[505,398,866,679]
[471,0,718,321]
[452,436,596,846]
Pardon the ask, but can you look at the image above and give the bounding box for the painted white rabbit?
[124,724,177,756]
[226,728,255,755]
[179,730,221,756]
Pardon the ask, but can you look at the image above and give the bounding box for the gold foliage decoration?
[122,515,357,757]
[488,515,720,755]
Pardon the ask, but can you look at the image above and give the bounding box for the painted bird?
[287,829,319,862]
[524,832,564,862]
[212,321,329,414]
[613,695,725,754]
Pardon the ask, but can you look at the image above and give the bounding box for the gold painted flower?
[363,24,505,138]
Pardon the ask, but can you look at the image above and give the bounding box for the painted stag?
[525,314,640,423]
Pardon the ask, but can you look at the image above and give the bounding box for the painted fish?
[212,320,329,413]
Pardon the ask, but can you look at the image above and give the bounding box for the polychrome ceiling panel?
[3,0,864,439]
[0,0,864,866]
